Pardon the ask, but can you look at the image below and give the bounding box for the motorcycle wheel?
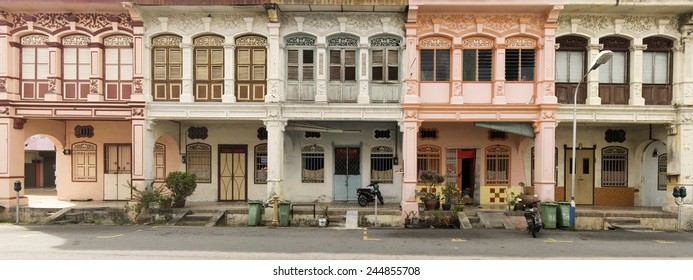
[528,219,537,238]
[358,195,368,207]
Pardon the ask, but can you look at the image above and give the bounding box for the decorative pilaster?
[357,43,370,104]
[0,117,28,208]
[314,43,327,103]
[450,44,463,104]
[266,23,281,103]
[492,44,507,104]
[680,36,693,105]
[44,41,63,101]
[586,43,603,105]
[87,42,104,101]
[629,44,647,106]
[404,23,419,104]
[222,42,236,103]
[130,112,146,187]
[180,42,194,102]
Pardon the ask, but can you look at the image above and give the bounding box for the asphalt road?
[1,224,692,260]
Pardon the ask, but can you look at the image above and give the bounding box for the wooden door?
[219,145,247,201]
[565,149,594,204]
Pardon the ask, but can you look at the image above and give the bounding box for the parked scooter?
[518,195,543,238]
[357,182,384,207]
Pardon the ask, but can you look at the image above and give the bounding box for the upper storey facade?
[404,0,563,108]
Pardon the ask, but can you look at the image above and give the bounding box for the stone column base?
[401,201,419,220]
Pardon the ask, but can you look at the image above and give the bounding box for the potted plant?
[125,181,170,223]
[418,170,445,211]
[316,194,330,227]
[506,191,520,211]
[164,171,197,208]
[441,182,461,211]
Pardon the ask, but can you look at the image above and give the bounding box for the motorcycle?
[357,182,384,207]
[518,195,543,238]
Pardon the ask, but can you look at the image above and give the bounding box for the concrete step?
[477,212,514,229]
[609,224,653,231]
[183,214,213,222]
[605,217,641,225]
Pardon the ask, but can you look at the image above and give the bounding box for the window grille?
[370,146,394,184]
[302,144,324,183]
[154,143,166,182]
[418,145,441,181]
[186,143,212,183]
[601,146,627,187]
[485,145,510,185]
[255,144,267,184]
[658,153,667,191]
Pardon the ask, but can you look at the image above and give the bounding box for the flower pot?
[442,203,451,211]
[318,218,328,227]
[424,199,437,211]
[172,199,186,208]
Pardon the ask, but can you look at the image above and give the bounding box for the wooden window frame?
[20,34,50,100]
[462,49,493,82]
[62,35,90,100]
[104,36,133,101]
[152,35,183,101]
[371,48,399,84]
[329,48,357,82]
[505,49,535,82]
[72,142,98,182]
[417,145,441,182]
[194,35,225,102]
[485,145,511,186]
[236,35,267,102]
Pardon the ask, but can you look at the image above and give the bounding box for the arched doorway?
[641,141,667,207]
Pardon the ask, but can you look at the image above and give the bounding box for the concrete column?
[492,44,506,104]
[0,117,28,208]
[663,119,693,212]
[222,42,236,103]
[679,36,693,105]
[403,23,419,104]
[357,42,370,104]
[533,109,557,202]
[44,41,63,101]
[671,43,684,105]
[629,44,646,106]
[142,119,156,187]
[130,30,145,102]
[314,43,327,103]
[586,43,603,105]
[263,112,287,199]
[179,42,194,103]
[0,27,10,99]
[87,42,105,101]
[400,114,420,217]
[541,29,558,104]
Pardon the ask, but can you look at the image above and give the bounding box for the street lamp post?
[570,50,613,228]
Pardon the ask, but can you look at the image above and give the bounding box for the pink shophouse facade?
[400,0,563,215]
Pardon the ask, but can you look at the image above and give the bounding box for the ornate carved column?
[314,43,327,103]
[492,44,507,104]
[130,21,145,102]
[671,43,684,105]
[130,108,146,188]
[357,43,370,104]
[87,42,105,101]
[179,42,194,102]
[0,18,8,99]
[222,42,236,103]
[533,108,558,202]
[680,35,693,105]
[663,111,693,212]
[629,44,647,106]
[450,44,463,104]
[142,118,156,186]
[586,43,603,105]
[541,31,558,104]
[266,22,282,103]
[44,40,63,101]
[400,111,420,217]
[263,108,287,199]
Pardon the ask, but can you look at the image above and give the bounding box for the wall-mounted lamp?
[181,154,187,164]
[652,148,659,157]
[63,149,71,155]
[263,3,277,10]
[65,12,73,17]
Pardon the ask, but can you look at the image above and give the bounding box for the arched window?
[417,145,441,180]
[194,35,224,102]
[152,35,183,101]
[72,142,97,182]
[62,35,91,100]
[154,143,166,182]
[186,142,212,183]
[555,36,588,104]
[505,37,537,81]
[602,146,627,187]
[20,34,49,99]
[254,144,267,184]
[461,36,493,82]
[599,36,630,104]
[370,36,401,103]
[419,37,451,82]
[643,36,673,105]
[370,146,394,184]
[236,35,267,102]
[302,144,324,183]
[104,35,133,100]
[485,145,510,185]
[285,34,316,101]
[327,34,359,102]
[657,153,667,191]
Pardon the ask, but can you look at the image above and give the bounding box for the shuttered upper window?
[21,34,49,100]
[327,35,358,82]
[419,37,451,82]
[152,35,183,101]
[599,37,630,84]
[461,37,493,82]
[236,35,267,102]
[643,37,672,85]
[371,37,401,83]
[104,35,133,100]
[194,35,224,102]
[62,35,91,100]
[505,37,537,82]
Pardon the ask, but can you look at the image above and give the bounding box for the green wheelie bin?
[279,201,291,226]
[247,200,263,226]
[556,201,571,228]
[540,202,557,229]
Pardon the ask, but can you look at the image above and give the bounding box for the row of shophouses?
[2,0,693,216]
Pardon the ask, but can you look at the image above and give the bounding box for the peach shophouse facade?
[0,0,147,207]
